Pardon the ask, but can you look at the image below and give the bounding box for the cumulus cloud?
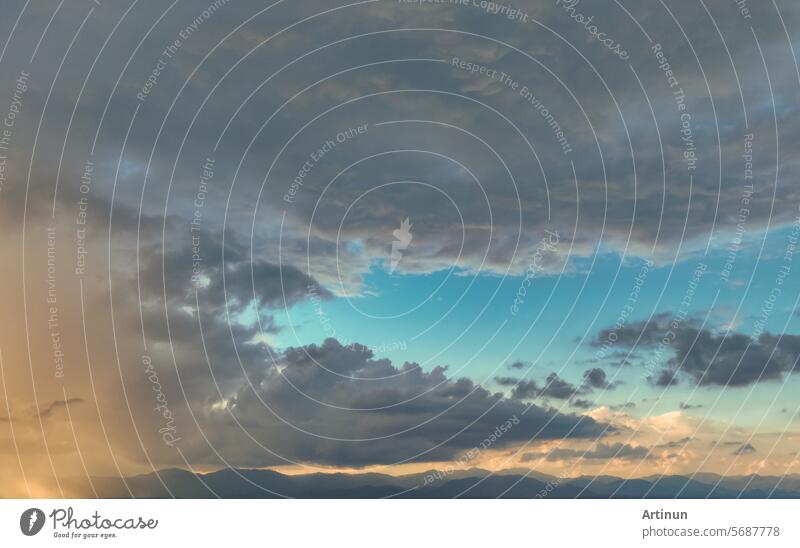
[582,367,620,390]
[207,338,610,466]
[495,372,582,402]
[594,315,800,387]
[496,366,619,408]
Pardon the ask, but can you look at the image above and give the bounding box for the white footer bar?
[1,499,797,547]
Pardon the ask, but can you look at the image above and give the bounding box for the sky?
[0,0,800,497]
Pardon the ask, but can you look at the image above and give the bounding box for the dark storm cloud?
[104,226,336,392]
[595,316,800,388]
[138,229,331,315]
[206,338,610,467]
[733,443,757,455]
[5,0,800,292]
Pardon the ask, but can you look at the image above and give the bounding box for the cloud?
[652,369,680,387]
[496,371,590,402]
[609,402,636,411]
[595,316,800,387]
[139,229,332,316]
[582,367,619,390]
[656,437,691,450]
[592,313,673,349]
[21,0,797,292]
[508,380,540,400]
[37,398,85,420]
[494,376,518,387]
[733,443,757,456]
[539,373,582,400]
[208,338,610,467]
[521,442,652,462]
[0,398,85,422]
[496,368,621,407]
[1,0,799,300]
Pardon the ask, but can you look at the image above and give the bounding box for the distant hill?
[66,468,800,498]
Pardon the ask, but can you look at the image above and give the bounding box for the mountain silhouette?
[65,468,800,498]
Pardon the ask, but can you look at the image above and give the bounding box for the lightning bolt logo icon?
[390,218,413,274]
[28,509,38,532]
[20,508,45,536]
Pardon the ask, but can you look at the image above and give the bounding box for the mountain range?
[66,468,800,498]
